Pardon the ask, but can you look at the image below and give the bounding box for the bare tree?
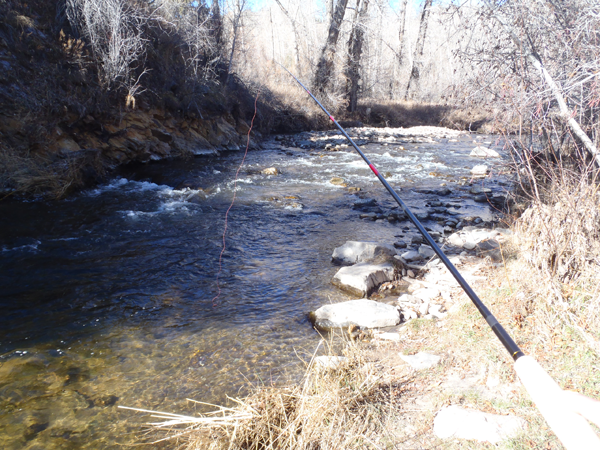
[65,0,147,91]
[404,0,433,99]
[226,0,247,83]
[273,0,304,76]
[397,0,408,67]
[314,0,349,94]
[345,0,369,112]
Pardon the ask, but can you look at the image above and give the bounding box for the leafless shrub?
[65,0,147,90]
[154,0,219,81]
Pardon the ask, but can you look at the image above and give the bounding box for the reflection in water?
[0,131,507,449]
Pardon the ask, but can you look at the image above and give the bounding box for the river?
[0,126,509,449]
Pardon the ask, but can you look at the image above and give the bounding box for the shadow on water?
[0,131,509,449]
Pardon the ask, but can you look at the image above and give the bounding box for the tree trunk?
[210,0,223,51]
[314,0,349,94]
[404,0,432,100]
[226,0,246,84]
[273,0,303,77]
[345,0,369,112]
[397,0,408,67]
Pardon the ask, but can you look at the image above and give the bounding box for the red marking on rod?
[369,164,379,176]
[329,115,335,121]
[211,92,260,308]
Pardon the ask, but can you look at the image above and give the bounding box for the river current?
[0,127,509,449]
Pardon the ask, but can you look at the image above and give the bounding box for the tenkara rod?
[282,67,524,361]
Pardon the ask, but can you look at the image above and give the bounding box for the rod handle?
[514,356,600,449]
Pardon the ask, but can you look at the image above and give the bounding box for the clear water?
[0,130,508,449]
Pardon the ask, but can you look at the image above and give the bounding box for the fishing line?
[211,92,260,307]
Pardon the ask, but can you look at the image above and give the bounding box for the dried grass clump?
[512,166,600,356]
[125,342,408,450]
[515,172,600,282]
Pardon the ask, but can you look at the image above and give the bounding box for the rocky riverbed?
[0,125,516,449]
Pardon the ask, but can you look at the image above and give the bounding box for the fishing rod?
[281,66,600,450]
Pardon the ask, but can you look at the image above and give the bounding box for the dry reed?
[122,341,410,450]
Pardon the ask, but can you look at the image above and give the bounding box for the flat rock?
[434,406,526,443]
[374,332,400,342]
[401,250,423,262]
[332,262,395,297]
[412,288,439,302]
[314,356,347,370]
[309,299,400,331]
[418,245,436,259]
[399,352,441,370]
[332,241,396,266]
[470,146,500,158]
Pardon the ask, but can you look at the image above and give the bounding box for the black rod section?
[282,67,524,361]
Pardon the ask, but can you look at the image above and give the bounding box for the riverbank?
[137,222,600,449]
[0,1,492,201]
[116,129,600,449]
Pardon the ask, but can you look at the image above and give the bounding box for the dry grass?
[125,341,419,450]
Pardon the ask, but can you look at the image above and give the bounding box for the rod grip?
[514,356,600,449]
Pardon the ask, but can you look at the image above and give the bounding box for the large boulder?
[331,241,396,266]
[309,299,400,331]
[332,262,395,297]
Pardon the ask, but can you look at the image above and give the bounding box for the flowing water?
[0,128,509,449]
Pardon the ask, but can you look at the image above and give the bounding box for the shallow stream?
[0,127,510,449]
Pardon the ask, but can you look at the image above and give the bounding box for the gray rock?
[429,304,447,319]
[470,186,492,195]
[474,194,488,203]
[470,146,500,158]
[463,241,477,250]
[447,233,465,247]
[434,406,526,443]
[476,239,501,261]
[471,164,488,176]
[418,245,436,259]
[402,309,418,320]
[331,262,395,297]
[411,235,424,245]
[310,299,400,331]
[332,241,396,266]
[413,288,440,302]
[399,352,441,370]
[397,293,421,305]
[393,240,407,249]
[401,250,423,262]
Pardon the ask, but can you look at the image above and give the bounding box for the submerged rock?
[331,241,397,266]
[309,299,400,331]
[331,262,395,297]
[262,167,279,175]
